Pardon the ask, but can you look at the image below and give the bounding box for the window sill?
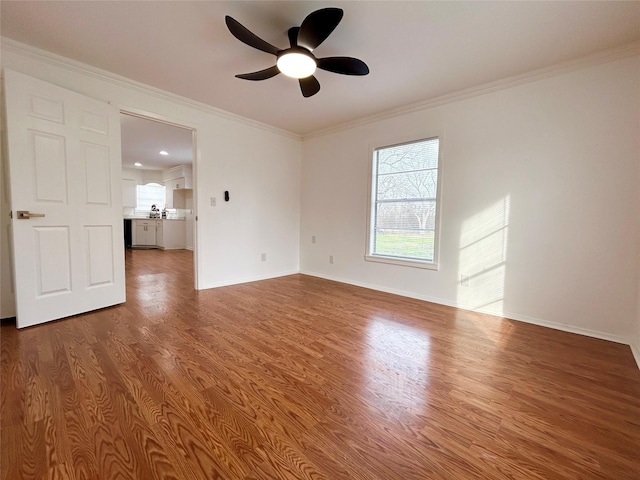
[364,255,439,270]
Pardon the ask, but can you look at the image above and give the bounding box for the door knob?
[16,210,45,219]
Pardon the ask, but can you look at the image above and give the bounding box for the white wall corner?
[197,269,300,290]
[630,341,640,371]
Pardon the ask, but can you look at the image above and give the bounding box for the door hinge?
[9,211,12,219]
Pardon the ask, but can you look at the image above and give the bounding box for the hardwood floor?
[2,249,640,479]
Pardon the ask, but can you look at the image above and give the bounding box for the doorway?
[120,112,198,289]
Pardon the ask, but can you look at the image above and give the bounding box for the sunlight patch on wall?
[457,196,511,318]
[363,317,431,416]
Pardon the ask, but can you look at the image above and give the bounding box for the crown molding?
[304,40,640,140]
[3,37,638,142]
[0,37,302,141]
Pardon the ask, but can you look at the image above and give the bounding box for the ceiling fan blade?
[297,8,343,51]
[225,16,279,56]
[299,76,320,98]
[236,65,280,81]
[317,57,370,76]
[288,27,300,48]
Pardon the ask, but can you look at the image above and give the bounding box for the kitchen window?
[366,137,442,269]
[136,183,166,212]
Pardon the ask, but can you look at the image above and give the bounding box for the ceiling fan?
[225,7,369,98]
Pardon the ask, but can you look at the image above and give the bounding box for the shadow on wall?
[457,195,511,318]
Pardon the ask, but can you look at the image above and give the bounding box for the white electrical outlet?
[261,253,267,261]
[329,255,334,264]
[460,274,470,286]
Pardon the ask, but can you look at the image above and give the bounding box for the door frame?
[119,108,199,290]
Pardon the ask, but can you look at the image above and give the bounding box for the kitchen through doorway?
[120,112,198,289]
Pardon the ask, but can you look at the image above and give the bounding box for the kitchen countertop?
[124,217,185,221]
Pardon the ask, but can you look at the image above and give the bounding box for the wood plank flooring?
[2,248,640,479]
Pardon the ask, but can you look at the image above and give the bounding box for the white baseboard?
[197,269,299,290]
[299,269,629,346]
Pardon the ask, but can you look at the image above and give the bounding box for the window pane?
[136,183,166,211]
[371,137,440,263]
[376,169,438,200]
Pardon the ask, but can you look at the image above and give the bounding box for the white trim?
[304,41,640,140]
[3,37,638,142]
[119,108,200,290]
[364,255,438,270]
[366,134,443,270]
[196,269,299,290]
[0,37,301,141]
[299,269,630,346]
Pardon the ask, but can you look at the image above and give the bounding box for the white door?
[4,70,125,328]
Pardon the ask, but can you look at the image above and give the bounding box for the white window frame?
[365,135,443,270]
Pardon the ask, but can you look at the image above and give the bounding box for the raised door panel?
[147,223,157,246]
[83,143,111,206]
[31,131,68,203]
[29,94,65,123]
[133,223,145,245]
[34,226,71,296]
[80,109,109,136]
[85,226,114,287]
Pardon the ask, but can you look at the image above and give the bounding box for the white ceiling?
[120,114,193,171]
[2,1,640,137]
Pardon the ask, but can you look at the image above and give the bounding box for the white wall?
[301,56,640,343]
[0,40,301,306]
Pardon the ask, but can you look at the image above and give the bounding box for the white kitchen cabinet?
[171,175,192,189]
[156,221,164,248]
[160,220,186,249]
[171,177,186,190]
[122,179,137,208]
[164,177,192,208]
[164,180,174,208]
[133,219,159,246]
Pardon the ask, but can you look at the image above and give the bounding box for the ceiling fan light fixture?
[277,50,316,79]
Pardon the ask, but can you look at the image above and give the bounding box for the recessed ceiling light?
[159,150,169,156]
[134,162,142,167]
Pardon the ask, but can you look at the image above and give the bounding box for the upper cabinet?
[163,165,192,208]
[122,178,137,208]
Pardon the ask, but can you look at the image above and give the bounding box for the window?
[136,183,166,211]
[367,137,441,269]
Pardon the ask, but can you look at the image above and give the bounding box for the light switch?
[210,197,216,206]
